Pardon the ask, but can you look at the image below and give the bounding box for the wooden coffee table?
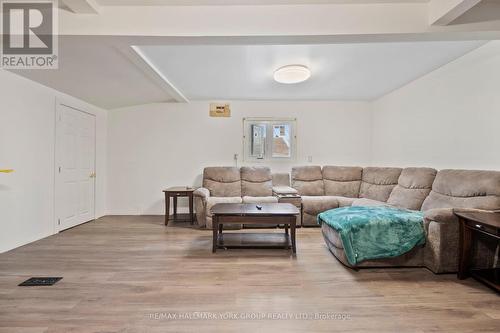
[211,203,300,253]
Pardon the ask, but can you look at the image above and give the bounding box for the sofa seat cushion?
[291,166,325,196]
[242,196,279,204]
[241,166,273,197]
[301,196,339,215]
[330,196,357,207]
[322,166,362,197]
[203,167,242,197]
[206,196,243,217]
[351,198,390,207]
[359,167,402,202]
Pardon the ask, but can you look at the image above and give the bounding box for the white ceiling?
[9,37,175,109]
[96,0,429,5]
[136,41,486,101]
[9,37,487,109]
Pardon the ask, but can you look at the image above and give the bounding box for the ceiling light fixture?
[273,65,311,84]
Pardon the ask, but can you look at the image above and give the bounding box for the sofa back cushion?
[322,166,362,197]
[359,167,402,202]
[241,166,273,197]
[203,167,241,197]
[421,169,500,211]
[291,166,324,196]
[387,167,437,210]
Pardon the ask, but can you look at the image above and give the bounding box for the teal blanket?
[318,206,425,265]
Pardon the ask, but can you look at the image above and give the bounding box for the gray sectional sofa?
[194,165,500,273]
[292,166,500,273]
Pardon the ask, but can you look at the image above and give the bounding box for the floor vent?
[18,277,62,286]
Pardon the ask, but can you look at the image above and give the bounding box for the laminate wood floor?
[0,216,498,333]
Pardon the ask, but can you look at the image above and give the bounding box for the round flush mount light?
[273,65,311,84]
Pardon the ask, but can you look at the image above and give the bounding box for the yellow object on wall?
[209,103,231,117]
[0,169,14,173]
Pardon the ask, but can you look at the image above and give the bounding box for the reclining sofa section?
[294,166,500,273]
[194,166,284,229]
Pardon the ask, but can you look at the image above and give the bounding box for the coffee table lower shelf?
[215,232,293,251]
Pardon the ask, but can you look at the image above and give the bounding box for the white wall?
[371,41,500,170]
[107,101,371,215]
[107,42,500,216]
[4,40,499,251]
[0,69,107,253]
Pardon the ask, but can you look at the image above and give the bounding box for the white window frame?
[243,117,297,163]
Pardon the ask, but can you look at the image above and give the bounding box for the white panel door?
[56,104,96,231]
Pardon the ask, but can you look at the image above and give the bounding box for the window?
[243,118,296,162]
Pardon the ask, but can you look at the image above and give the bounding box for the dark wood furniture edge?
[164,187,195,226]
[456,211,500,293]
[211,204,298,254]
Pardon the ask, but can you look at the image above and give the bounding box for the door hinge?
[58,219,61,225]
[58,166,61,173]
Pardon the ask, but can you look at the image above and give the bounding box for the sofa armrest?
[453,207,500,214]
[193,187,210,201]
[423,207,500,273]
[423,208,459,224]
[424,207,500,225]
[272,186,298,195]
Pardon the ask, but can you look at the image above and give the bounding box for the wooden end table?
[163,187,194,226]
[456,211,500,292]
[211,203,300,254]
